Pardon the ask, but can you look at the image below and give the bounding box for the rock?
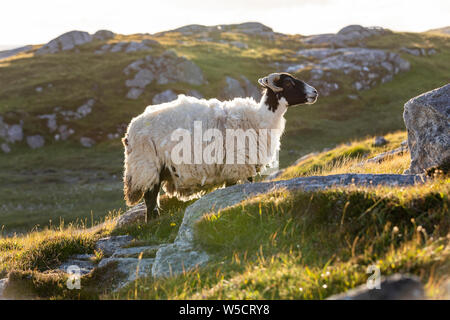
[0,45,32,60]
[7,124,23,143]
[0,278,8,299]
[291,47,410,94]
[403,84,450,174]
[374,136,388,146]
[76,99,95,117]
[327,274,424,300]
[168,22,274,38]
[303,25,390,47]
[38,114,57,132]
[124,51,204,99]
[187,89,203,99]
[240,75,262,100]
[111,245,160,259]
[124,41,152,53]
[401,47,437,56]
[36,31,93,55]
[57,125,74,141]
[80,137,95,148]
[26,135,45,149]
[152,89,178,104]
[58,258,96,275]
[98,257,155,289]
[125,69,154,88]
[364,146,408,164]
[126,88,144,100]
[35,86,43,93]
[96,40,160,54]
[152,173,424,278]
[95,235,133,257]
[115,203,146,228]
[222,76,246,99]
[1,143,10,153]
[93,30,115,41]
[229,41,248,49]
[221,76,261,100]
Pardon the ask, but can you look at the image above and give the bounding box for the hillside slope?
[1,132,448,300]
[0,23,449,232]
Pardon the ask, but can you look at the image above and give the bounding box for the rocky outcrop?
[36,31,93,55]
[94,39,160,54]
[302,25,390,47]
[93,30,115,41]
[327,274,424,300]
[54,235,163,290]
[167,22,275,39]
[403,84,450,174]
[285,47,410,94]
[124,51,204,99]
[152,89,178,104]
[401,47,437,56]
[80,137,95,148]
[220,76,261,100]
[26,135,45,149]
[152,173,424,278]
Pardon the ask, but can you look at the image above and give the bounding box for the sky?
[1,0,449,47]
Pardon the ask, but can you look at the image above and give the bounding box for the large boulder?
[403,84,450,174]
[36,31,93,55]
[328,274,424,300]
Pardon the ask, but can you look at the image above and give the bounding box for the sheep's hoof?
[145,208,160,223]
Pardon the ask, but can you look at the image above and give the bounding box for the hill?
[0,131,448,299]
[0,22,449,233]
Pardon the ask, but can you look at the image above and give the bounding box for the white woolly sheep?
[122,72,318,221]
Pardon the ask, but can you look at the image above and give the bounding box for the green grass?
[1,132,449,299]
[1,29,449,232]
[113,177,449,300]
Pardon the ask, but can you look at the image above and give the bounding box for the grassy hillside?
[0,26,449,233]
[1,132,448,299]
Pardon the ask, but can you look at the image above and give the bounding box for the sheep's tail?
[122,135,160,206]
[124,174,144,206]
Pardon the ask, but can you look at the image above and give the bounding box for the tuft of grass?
[279,131,408,179]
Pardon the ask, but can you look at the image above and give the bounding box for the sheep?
[122,72,318,221]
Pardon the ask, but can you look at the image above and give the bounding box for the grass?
[279,131,408,179]
[113,178,449,300]
[109,134,449,300]
[1,131,449,299]
[1,29,449,232]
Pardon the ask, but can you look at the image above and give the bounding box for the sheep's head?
[258,73,318,112]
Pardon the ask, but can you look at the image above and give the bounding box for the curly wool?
[123,94,287,205]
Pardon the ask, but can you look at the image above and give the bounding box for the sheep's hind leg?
[144,182,161,223]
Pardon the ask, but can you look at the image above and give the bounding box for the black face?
[262,73,318,112]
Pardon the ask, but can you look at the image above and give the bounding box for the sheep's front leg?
[144,182,161,223]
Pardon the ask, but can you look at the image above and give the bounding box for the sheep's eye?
[284,81,293,88]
